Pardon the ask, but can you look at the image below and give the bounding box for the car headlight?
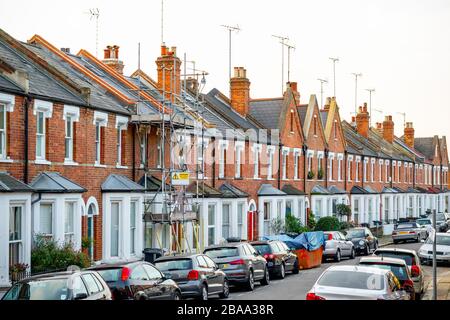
[359,240,365,245]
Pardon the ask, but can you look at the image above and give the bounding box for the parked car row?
[308,246,425,300]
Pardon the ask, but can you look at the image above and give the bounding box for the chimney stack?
[156,44,181,102]
[404,122,415,149]
[383,115,395,143]
[356,103,370,138]
[102,45,124,75]
[230,67,250,117]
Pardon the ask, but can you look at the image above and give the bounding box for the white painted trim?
[85,196,100,216]
[63,105,80,122]
[0,92,15,112]
[33,99,53,117]
[93,111,108,125]
[115,115,129,129]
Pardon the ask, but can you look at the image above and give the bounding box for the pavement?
[226,240,449,300]
[422,270,450,300]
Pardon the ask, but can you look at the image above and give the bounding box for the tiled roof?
[0,73,22,93]
[249,98,284,129]
[0,39,85,106]
[218,183,249,198]
[282,184,306,196]
[328,185,347,194]
[311,185,331,195]
[30,172,86,193]
[0,172,33,192]
[320,110,329,128]
[258,184,286,196]
[297,104,308,125]
[186,181,222,198]
[101,174,144,193]
[137,175,172,192]
[414,137,435,159]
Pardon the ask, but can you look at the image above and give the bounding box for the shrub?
[315,216,341,231]
[307,171,315,180]
[31,235,91,274]
[336,203,351,217]
[339,221,355,231]
[285,213,309,235]
[307,211,317,230]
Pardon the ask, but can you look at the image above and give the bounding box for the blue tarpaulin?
[262,232,326,251]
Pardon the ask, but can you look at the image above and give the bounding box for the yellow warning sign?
[171,172,190,186]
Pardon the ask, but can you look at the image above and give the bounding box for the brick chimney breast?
[230,67,250,117]
[404,122,415,148]
[156,44,182,102]
[356,103,369,138]
[383,115,395,143]
[102,45,124,74]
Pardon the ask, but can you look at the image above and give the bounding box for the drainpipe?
[302,144,308,192]
[278,143,283,190]
[324,148,329,188]
[344,151,348,192]
[23,96,30,184]
[361,155,365,188]
[211,137,216,188]
[132,125,136,181]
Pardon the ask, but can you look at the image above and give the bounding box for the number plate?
[399,231,408,235]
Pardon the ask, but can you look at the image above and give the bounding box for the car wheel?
[279,263,286,279]
[245,270,255,291]
[219,280,230,299]
[334,250,341,262]
[292,259,300,274]
[261,267,270,286]
[173,291,181,301]
[198,284,208,301]
[350,248,356,259]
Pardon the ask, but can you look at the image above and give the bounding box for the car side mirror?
[74,293,88,300]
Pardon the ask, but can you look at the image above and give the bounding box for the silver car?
[323,231,355,262]
[306,265,410,300]
[418,233,450,265]
[392,222,428,243]
[373,248,424,299]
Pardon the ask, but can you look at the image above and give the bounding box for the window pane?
[82,274,101,295]
[40,204,53,236]
[111,203,120,257]
[130,201,137,254]
[222,204,230,240]
[9,206,22,241]
[0,105,5,130]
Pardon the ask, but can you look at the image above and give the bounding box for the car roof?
[205,243,243,250]
[374,248,417,255]
[325,265,389,276]
[14,270,88,283]
[250,240,274,245]
[155,254,199,262]
[88,260,145,270]
[359,256,408,266]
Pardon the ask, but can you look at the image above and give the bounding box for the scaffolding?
[130,49,209,255]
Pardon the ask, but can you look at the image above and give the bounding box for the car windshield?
[359,263,409,281]
[417,219,431,226]
[396,224,415,229]
[252,244,271,255]
[95,268,122,282]
[3,278,69,300]
[346,229,365,238]
[426,235,450,246]
[317,270,385,290]
[204,247,239,259]
[154,259,193,271]
[436,214,445,221]
[373,252,414,266]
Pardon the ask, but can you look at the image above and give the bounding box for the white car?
[418,233,450,264]
[306,265,410,300]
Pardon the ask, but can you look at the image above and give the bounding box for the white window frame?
[207,204,216,246]
[328,153,335,181]
[404,162,408,183]
[115,116,128,167]
[93,111,108,166]
[39,202,54,239]
[253,143,262,179]
[0,93,14,160]
[64,202,76,244]
[218,140,229,179]
[235,141,244,178]
[9,204,24,267]
[363,158,369,182]
[355,157,361,182]
[282,147,290,180]
[110,201,121,258]
[347,156,353,181]
[34,100,53,163]
[267,146,276,180]
[385,160,390,183]
[0,103,8,159]
[337,154,343,181]
[293,149,301,180]
[379,159,384,182]
[130,200,138,255]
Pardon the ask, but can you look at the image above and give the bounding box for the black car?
[89,261,181,300]
[2,270,112,300]
[154,253,229,300]
[345,227,378,255]
[250,240,299,279]
[204,242,269,291]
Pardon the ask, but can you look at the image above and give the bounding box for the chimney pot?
[102,45,124,74]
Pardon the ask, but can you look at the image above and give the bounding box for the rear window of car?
[417,219,431,225]
[204,247,239,259]
[373,251,414,266]
[95,268,122,282]
[359,263,409,281]
[317,270,385,290]
[154,259,193,271]
[396,223,415,229]
[3,278,69,300]
[252,244,271,255]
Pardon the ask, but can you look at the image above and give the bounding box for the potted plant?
[317,168,324,180]
[307,171,315,180]
[9,263,29,282]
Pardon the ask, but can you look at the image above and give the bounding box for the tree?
[285,213,309,235]
[336,203,351,217]
[315,216,341,231]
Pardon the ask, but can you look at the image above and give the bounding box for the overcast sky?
[1,0,449,139]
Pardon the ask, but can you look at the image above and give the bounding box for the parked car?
[373,248,424,299]
[306,265,410,300]
[250,240,299,278]
[2,270,112,300]
[154,253,229,300]
[416,218,433,234]
[392,222,428,244]
[358,256,415,300]
[418,233,450,265]
[204,242,269,291]
[345,227,378,255]
[89,261,181,300]
[323,231,355,262]
[431,212,449,232]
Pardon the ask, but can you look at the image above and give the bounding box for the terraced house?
[0,27,449,287]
